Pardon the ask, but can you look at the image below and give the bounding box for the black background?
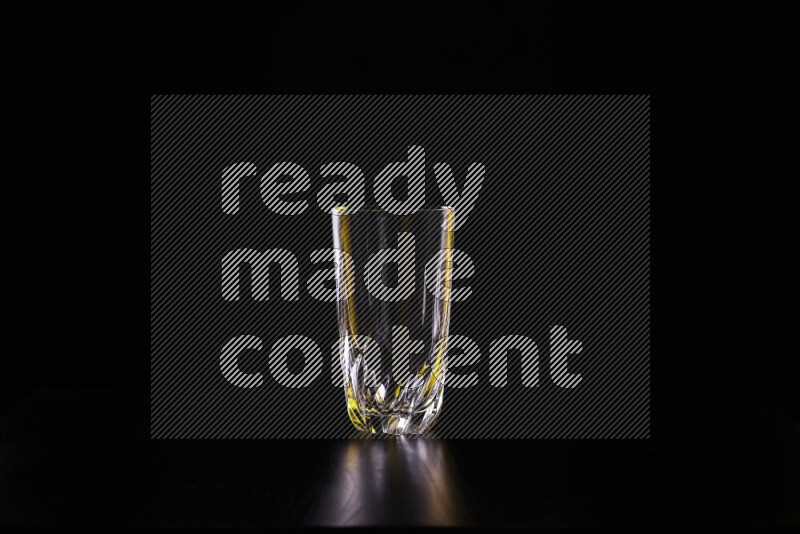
[7,0,798,529]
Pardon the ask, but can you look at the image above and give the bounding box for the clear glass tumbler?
[331,206,454,435]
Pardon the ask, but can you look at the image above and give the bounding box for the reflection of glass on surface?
[307,438,474,526]
[332,207,455,435]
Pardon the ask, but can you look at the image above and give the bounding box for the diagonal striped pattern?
[434,162,485,231]
[363,232,416,302]
[488,335,541,388]
[268,335,323,389]
[373,146,426,214]
[443,335,482,389]
[221,248,300,301]
[151,95,650,439]
[425,249,474,302]
[389,325,426,387]
[318,162,366,214]
[220,335,264,388]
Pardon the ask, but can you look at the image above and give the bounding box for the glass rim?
[331,205,454,215]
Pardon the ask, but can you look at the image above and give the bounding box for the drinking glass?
[331,206,454,435]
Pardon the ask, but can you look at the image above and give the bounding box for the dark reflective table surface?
[1,391,797,528]
[307,438,474,526]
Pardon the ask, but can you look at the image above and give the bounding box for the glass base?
[364,412,439,436]
[348,390,445,436]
